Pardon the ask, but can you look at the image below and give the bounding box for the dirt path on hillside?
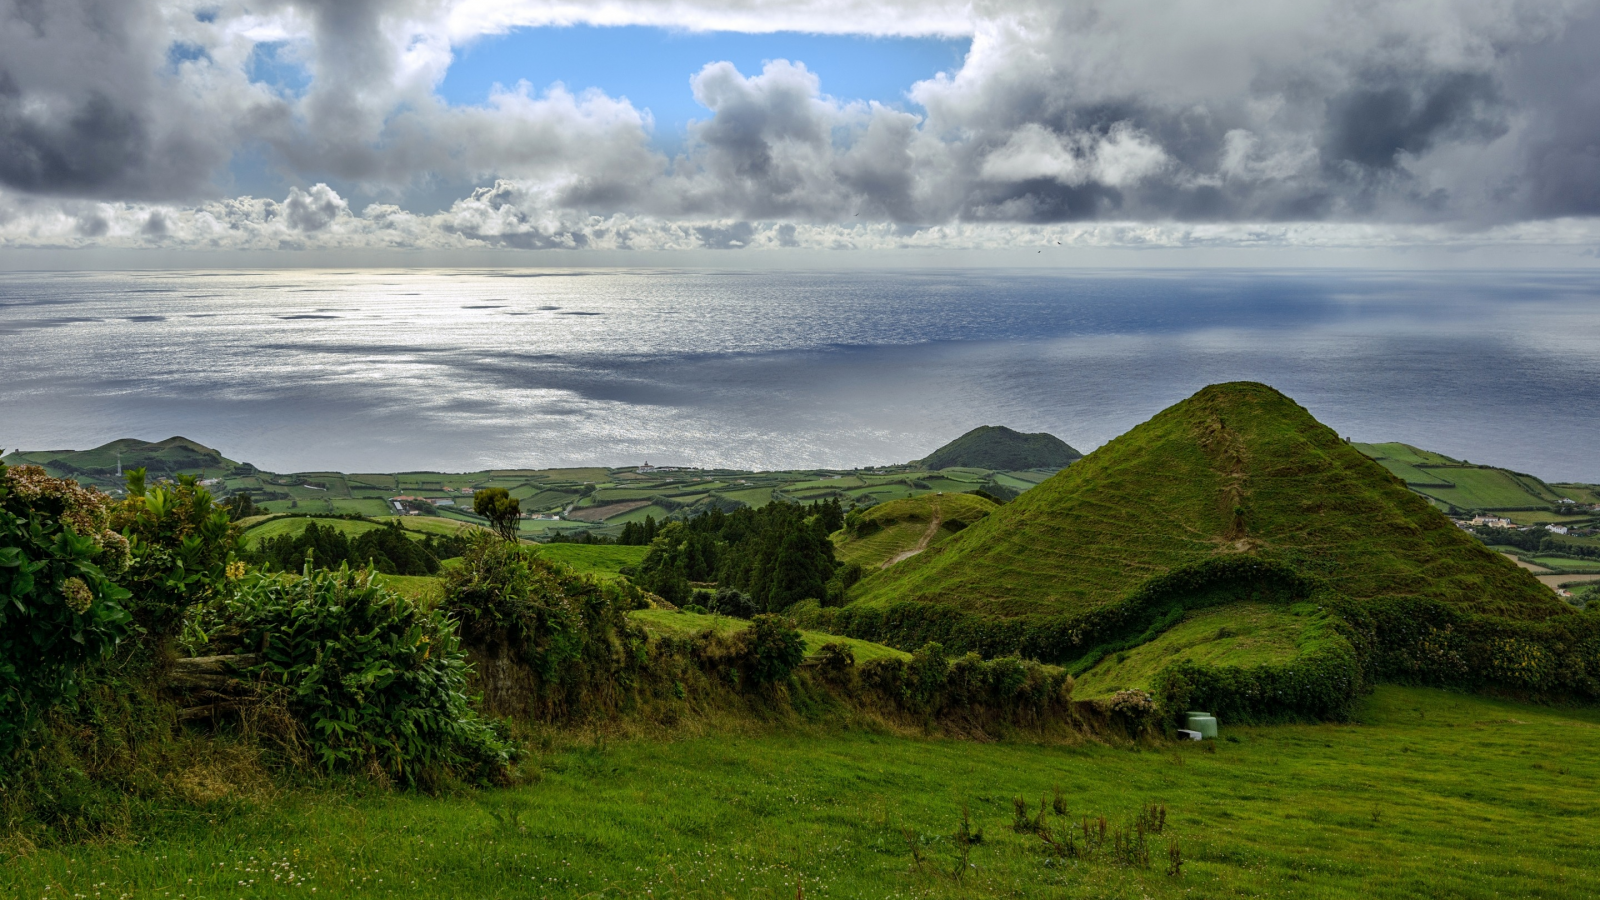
[882,498,943,569]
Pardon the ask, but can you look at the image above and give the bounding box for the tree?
[474,487,521,542]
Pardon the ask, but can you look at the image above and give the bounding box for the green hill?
[917,425,1081,471]
[3,436,235,481]
[801,383,1582,719]
[831,492,999,571]
[852,383,1557,622]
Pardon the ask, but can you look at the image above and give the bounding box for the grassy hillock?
[918,425,1082,470]
[832,492,999,570]
[851,383,1559,623]
[805,383,1585,719]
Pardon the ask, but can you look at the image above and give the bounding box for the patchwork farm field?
[4,687,1596,900]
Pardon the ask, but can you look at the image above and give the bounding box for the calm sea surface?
[2,268,1598,481]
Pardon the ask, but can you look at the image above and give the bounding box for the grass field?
[535,543,649,579]
[4,686,1595,899]
[1410,467,1561,511]
[1530,556,1600,572]
[374,516,486,537]
[372,573,444,602]
[629,609,911,663]
[240,516,389,545]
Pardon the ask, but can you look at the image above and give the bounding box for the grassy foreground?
[5,686,1597,899]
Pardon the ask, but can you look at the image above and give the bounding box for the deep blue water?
[1,268,1597,481]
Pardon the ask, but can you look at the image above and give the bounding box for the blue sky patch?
[438,27,969,138]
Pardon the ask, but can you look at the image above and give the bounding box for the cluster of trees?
[247,520,468,575]
[628,499,852,611]
[1474,525,1600,560]
[618,515,663,546]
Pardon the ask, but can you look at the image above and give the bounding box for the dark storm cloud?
[1322,71,1505,172]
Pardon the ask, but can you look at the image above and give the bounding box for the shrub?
[1108,689,1157,734]
[814,642,856,682]
[111,470,240,649]
[739,614,806,685]
[441,533,646,719]
[0,463,134,754]
[232,566,510,786]
[709,587,755,619]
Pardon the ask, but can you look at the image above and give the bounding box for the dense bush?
[856,645,1073,723]
[1152,641,1365,723]
[441,534,648,719]
[1348,596,1600,697]
[230,566,511,786]
[738,614,807,686]
[111,470,240,648]
[0,463,134,754]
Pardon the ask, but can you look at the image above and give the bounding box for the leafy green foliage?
[440,534,648,719]
[738,614,806,685]
[473,488,521,542]
[232,566,511,785]
[0,463,133,754]
[110,470,241,648]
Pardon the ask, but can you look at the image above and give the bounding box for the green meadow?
[4,686,1596,900]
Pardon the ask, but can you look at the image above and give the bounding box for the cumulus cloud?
[1,0,1598,253]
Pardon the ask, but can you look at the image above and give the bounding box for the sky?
[3,0,1600,263]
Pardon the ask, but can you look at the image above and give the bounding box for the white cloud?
[2,0,1600,256]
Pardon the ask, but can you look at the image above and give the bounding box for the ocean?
[2,268,1598,481]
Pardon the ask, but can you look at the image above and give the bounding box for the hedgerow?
[800,555,1314,664]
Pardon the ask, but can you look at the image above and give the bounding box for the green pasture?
[1371,458,1454,486]
[374,516,485,537]
[629,609,911,663]
[372,573,444,603]
[241,516,388,545]
[1530,556,1600,572]
[5,686,1596,899]
[534,543,648,579]
[1412,467,1560,510]
[604,503,676,524]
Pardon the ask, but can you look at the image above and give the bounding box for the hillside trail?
[882,496,943,569]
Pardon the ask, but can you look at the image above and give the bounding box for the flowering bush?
[1108,689,1158,733]
[0,462,133,753]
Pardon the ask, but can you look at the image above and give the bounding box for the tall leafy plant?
[0,462,133,755]
[232,565,511,786]
[111,469,241,650]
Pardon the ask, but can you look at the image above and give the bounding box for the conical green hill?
[848,382,1564,622]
